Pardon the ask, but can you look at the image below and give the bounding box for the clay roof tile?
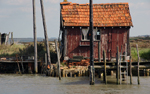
[61,2,133,27]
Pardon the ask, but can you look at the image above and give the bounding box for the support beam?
[98,41,101,62]
[0,33,1,45]
[116,46,119,84]
[89,0,95,85]
[55,40,61,80]
[130,56,132,84]
[32,0,38,73]
[40,0,51,72]
[136,44,140,85]
[127,30,130,56]
[103,50,107,84]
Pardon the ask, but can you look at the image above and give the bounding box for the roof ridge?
[60,2,129,5]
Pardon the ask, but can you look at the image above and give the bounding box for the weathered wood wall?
[63,27,130,60]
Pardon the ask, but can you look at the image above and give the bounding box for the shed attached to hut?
[59,2,133,61]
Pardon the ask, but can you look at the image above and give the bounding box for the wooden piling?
[55,40,61,80]
[136,44,140,85]
[111,70,114,76]
[89,0,95,85]
[146,69,149,76]
[98,41,101,62]
[21,56,24,73]
[103,50,107,84]
[0,33,1,45]
[70,72,72,77]
[129,56,132,84]
[98,69,101,78]
[40,0,51,75]
[63,69,65,77]
[116,46,119,84]
[16,55,21,74]
[45,53,47,65]
[32,0,38,73]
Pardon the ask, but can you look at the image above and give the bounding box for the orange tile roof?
[60,2,133,27]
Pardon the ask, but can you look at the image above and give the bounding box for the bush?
[0,42,57,63]
[140,50,150,60]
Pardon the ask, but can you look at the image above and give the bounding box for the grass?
[0,44,26,57]
[130,37,150,61]
[0,42,57,63]
[131,47,150,62]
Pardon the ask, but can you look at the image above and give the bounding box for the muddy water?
[0,74,150,94]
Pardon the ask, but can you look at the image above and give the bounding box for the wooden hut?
[59,2,133,61]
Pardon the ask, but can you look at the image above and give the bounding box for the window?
[97,30,100,40]
[93,29,100,40]
[82,28,100,40]
[82,28,90,40]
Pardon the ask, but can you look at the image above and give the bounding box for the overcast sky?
[0,0,150,38]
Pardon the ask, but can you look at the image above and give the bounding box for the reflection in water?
[0,74,150,94]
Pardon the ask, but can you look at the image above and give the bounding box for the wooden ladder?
[119,44,128,84]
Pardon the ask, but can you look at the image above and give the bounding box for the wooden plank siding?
[64,27,130,61]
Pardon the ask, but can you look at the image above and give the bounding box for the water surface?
[0,74,150,94]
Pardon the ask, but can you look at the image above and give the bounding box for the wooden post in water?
[32,0,38,73]
[40,0,51,75]
[98,41,101,62]
[21,56,24,73]
[55,40,61,80]
[129,56,132,84]
[136,44,140,85]
[89,0,95,85]
[16,55,21,74]
[116,46,119,84]
[103,50,107,84]
[0,33,1,45]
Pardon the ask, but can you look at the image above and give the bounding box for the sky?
[0,0,150,38]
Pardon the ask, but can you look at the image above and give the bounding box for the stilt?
[55,40,61,80]
[40,0,51,76]
[116,46,119,84]
[146,69,149,76]
[136,44,140,85]
[45,53,47,65]
[63,69,65,77]
[70,72,72,77]
[89,0,95,85]
[129,56,132,84]
[90,66,95,85]
[98,69,101,78]
[21,56,24,73]
[103,50,107,84]
[16,55,21,74]
[98,41,101,62]
[0,33,1,45]
[32,0,38,73]
[111,70,114,76]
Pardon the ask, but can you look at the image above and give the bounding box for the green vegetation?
[130,36,150,41]
[0,44,26,57]
[130,36,150,61]
[131,47,150,61]
[0,42,57,63]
